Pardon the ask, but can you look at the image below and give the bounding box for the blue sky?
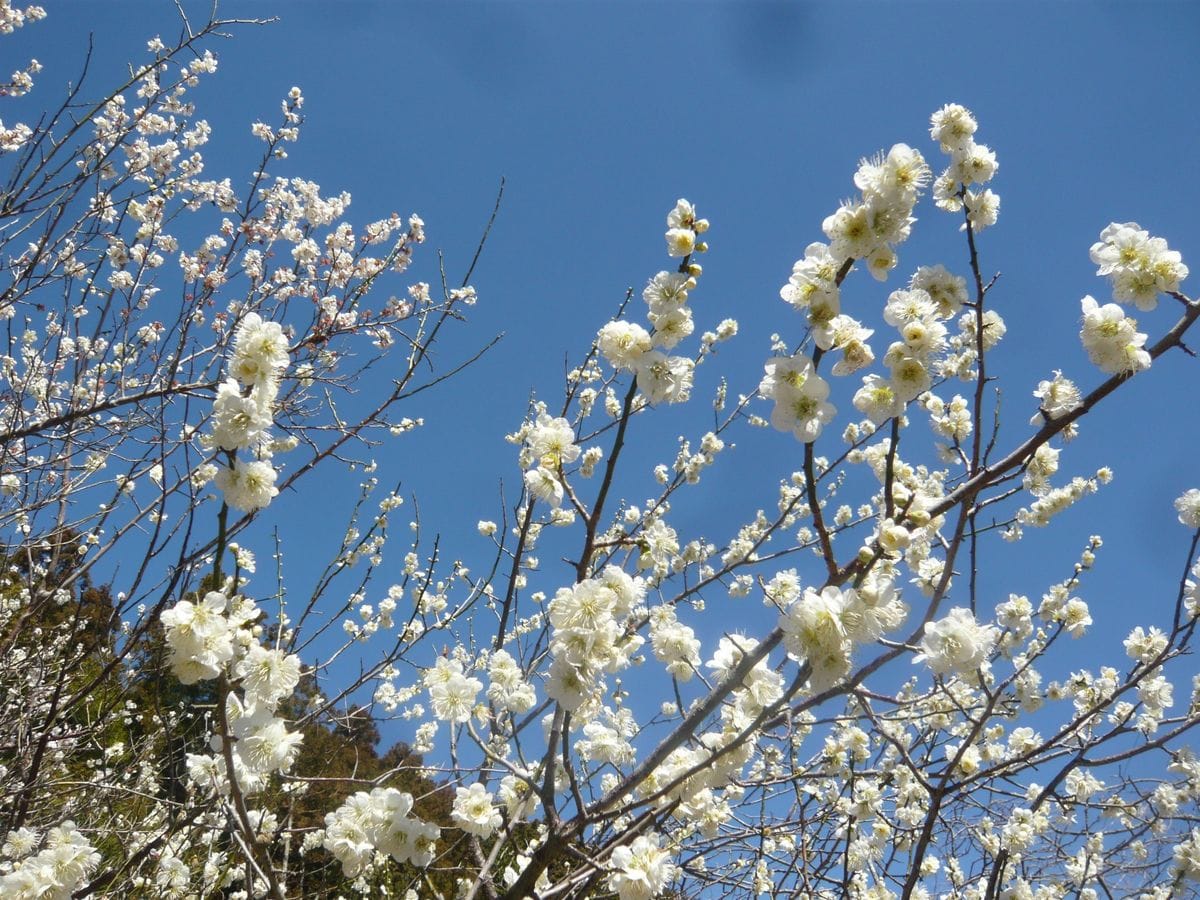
[22,2,1200,726]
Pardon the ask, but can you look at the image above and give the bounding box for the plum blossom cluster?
[915,606,999,676]
[772,139,932,440]
[759,353,835,442]
[322,787,439,877]
[596,199,711,405]
[1031,369,1083,424]
[545,566,646,712]
[1078,294,1151,376]
[608,832,678,900]
[1090,221,1188,310]
[210,312,290,512]
[422,655,483,723]
[0,821,99,899]
[160,586,304,796]
[820,141,930,280]
[929,102,1001,231]
[778,576,908,689]
[517,410,581,509]
[854,268,973,429]
[450,783,502,837]
[1076,221,1188,375]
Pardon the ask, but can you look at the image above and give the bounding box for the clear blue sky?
[21,2,1200,722]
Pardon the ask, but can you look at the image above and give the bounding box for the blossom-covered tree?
[1,6,1199,899]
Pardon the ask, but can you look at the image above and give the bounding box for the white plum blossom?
[910,264,968,317]
[424,657,482,723]
[759,355,836,442]
[1090,222,1188,310]
[853,374,904,425]
[1079,295,1151,375]
[0,822,99,900]
[524,464,565,508]
[214,457,279,512]
[636,350,694,405]
[780,242,840,310]
[779,586,853,689]
[1124,626,1168,665]
[526,413,581,468]
[1032,370,1082,424]
[598,320,653,370]
[210,378,273,450]
[1174,828,1200,881]
[964,188,1000,231]
[1175,488,1200,528]
[643,270,690,312]
[229,311,289,387]
[451,783,502,837]
[608,832,678,900]
[649,605,701,681]
[929,103,978,152]
[323,788,439,877]
[234,644,302,705]
[915,608,998,676]
[239,718,304,774]
[488,649,537,713]
[160,591,234,684]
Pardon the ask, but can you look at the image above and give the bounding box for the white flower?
[636,351,694,405]
[240,718,303,774]
[1090,222,1188,310]
[1124,626,1168,665]
[215,458,279,512]
[915,607,998,676]
[210,378,273,450]
[930,103,978,153]
[665,228,694,257]
[1079,295,1150,375]
[598,320,652,370]
[1175,489,1200,528]
[1173,828,1200,881]
[322,792,376,877]
[524,465,564,508]
[324,788,439,876]
[161,591,234,683]
[853,374,903,425]
[643,271,690,315]
[648,305,693,349]
[779,586,852,688]
[0,821,99,900]
[234,645,302,705]
[526,413,581,467]
[781,242,840,310]
[487,649,537,713]
[767,370,835,443]
[451,783,502,837]
[424,659,482,723]
[649,606,701,681]
[854,143,931,206]
[229,312,289,387]
[884,347,932,402]
[910,264,968,318]
[949,141,998,186]
[759,355,835,442]
[608,832,677,900]
[964,188,1000,231]
[666,198,697,230]
[1031,370,1082,424]
[823,201,880,261]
